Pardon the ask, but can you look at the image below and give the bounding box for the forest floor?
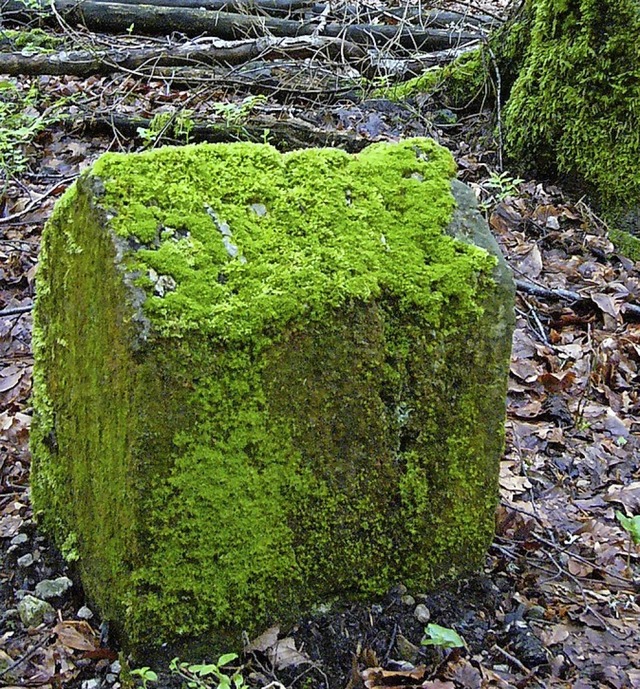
[0,0,639,687]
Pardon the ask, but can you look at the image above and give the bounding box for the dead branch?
[515,278,640,319]
[76,112,368,151]
[0,35,371,78]
[2,0,481,49]
[0,304,33,317]
[87,0,500,28]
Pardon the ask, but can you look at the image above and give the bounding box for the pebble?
[78,605,94,620]
[401,594,416,607]
[10,533,29,546]
[396,633,420,663]
[110,660,122,674]
[35,576,73,600]
[414,604,431,624]
[525,605,546,620]
[81,680,101,689]
[17,595,55,627]
[17,553,34,568]
[105,674,117,684]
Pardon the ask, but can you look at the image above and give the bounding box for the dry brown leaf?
[53,621,98,652]
[540,624,572,646]
[604,482,640,511]
[539,370,576,393]
[591,293,622,320]
[268,637,310,669]
[245,624,280,654]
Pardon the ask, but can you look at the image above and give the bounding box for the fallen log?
[1,0,480,49]
[86,0,499,28]
[0,35,371,78]
[76,111,369,151]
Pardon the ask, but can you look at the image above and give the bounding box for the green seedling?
[130,666,158,689]
[485,171,524,201]
[421,623,465,649]
[169,653,248,689]
[616,510,640,572]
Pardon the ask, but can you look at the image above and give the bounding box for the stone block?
[31,139,514,650]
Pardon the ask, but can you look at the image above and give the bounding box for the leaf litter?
[0,64,639,689]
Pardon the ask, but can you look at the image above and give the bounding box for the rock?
[396,633,420,663]
[32,139,514,651]
[81,680,101,689]
[109,660,121,674]
[17,553,34,568]
[17,595,54,627]
[35,576,73,599]
[414,604,431,624]
[525,605,546,620]
[77,605,94,620]
[401,594,416,607]
[10,533,29,546]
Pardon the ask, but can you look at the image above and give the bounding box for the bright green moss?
[1,28,63,51]
[503,0,640,214]
[32,140,513,653]
[379,50,488,109]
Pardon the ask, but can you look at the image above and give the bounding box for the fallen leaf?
[268,637,310,669]
[539,370,576,393]
[605,482,640,512]
[245,625,280,654]
[54,621,98,652]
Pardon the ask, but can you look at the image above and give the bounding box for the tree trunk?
[496,0,640,239]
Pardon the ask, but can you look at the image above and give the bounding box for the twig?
[515,278,640,318]
[0,632,54,678]
[0,304,33,317]
[492,644,531,674]
[0,177,76,225]
[487,45,502,171]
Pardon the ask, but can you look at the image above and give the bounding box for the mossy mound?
[31,139,514,652]
[503,0,640,234]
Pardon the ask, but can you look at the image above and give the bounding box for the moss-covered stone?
[31,139,514,652]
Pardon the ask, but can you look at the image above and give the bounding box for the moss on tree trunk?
[502,0,640,236]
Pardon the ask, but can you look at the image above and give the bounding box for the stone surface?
[78,605,94,620]
[31,139,514,651]
[17,553,34,568]
[414,603,431,624]
[35,576,72,599]
[17,595,54,627]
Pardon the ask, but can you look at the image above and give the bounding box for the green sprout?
[130,666,158,689]
[421,623,465,649]
[616,510,640,572]
[169,653,248,689]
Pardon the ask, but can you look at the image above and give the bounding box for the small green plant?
[1,28,63,52]
[421,623,465,649]
[131,666,158,689]
[169,653,248,689]
[617,511,640,544]
[616,510,640,571]
[0,78,68,184]
[484,171,524,202]
[213,95,266,127]
[137,109,195,148]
